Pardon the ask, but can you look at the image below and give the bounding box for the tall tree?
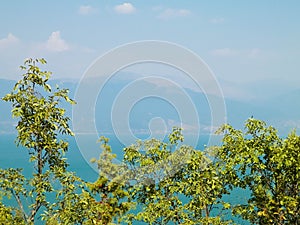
[1,58,132,224]
[1,58,75,223]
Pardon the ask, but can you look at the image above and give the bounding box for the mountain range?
[1,75,299,138]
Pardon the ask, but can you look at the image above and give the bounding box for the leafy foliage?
[123,128,233,225]
[3,58,75,170]
[1,59,132,224]
[216,118,300,224]
[1,58,76,223]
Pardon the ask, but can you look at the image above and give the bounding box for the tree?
[85,137,133,224]
[44,137,132,225]
[1,58,132,224]
[215,118,300,224]
[123,127,233,225]
[41,137,132,225]
[1,58,75,223]
[179,148,234,225]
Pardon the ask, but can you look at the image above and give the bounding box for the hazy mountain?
[1,76,299,137]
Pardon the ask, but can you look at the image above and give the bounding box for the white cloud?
[114,3,136,14]
[78,5,96,15]
[45,31,70,52]
[210,48,238,57]
[0,33,19,48]
[210,17,225,24]
[158,8,191,20]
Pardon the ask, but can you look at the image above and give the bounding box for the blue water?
[0,134,249,224]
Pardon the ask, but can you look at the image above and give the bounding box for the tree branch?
[10,188,27,221]
[28,201,41,223]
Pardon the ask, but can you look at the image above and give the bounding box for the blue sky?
[1,1,300,133]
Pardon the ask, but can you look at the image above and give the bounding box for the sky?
[1,1,300,99]
[1,1,300,135]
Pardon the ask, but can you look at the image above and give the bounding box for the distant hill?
[1,75,299,137]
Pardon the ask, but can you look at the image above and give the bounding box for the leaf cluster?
[216,118,300,224]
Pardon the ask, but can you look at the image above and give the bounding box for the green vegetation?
[215,119,300,224]
[0,59,299,224]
